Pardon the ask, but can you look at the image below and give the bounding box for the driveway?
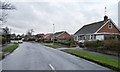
[1,42,110,70]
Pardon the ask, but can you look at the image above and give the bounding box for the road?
[1,42,110,70]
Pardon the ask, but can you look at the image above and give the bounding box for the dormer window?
[108,23,112,29]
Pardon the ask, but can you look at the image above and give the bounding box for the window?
[78,36,81,40]
[108,23,112,29]
[74,36,77,41]
[90,35,93,39]
[86,35,90,40]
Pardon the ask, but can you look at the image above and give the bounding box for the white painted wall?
[96,35,104,40]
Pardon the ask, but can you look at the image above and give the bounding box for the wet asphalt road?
[1,42,110,70]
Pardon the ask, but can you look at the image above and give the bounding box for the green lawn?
[45,44,61,49]
[2,44,19,53]
[65,50,120,70]
[0,52,2,60]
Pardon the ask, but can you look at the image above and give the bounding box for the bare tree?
[26,29,34,36]
[0,2,16,10]
[0,1,16,25]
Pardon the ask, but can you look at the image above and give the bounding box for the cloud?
[1,0,119,35]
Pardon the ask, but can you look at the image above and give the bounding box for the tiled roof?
[44,34,53,38]
[74,19,109,35]
[54,31,65,37]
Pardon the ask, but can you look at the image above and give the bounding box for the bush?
[2,37,7,45]
[104,40,120,51]
[55,40,71,47]
[44,40,53,43]
[84,40,120,56]
[84,40,104,48]
[84,41,93,47]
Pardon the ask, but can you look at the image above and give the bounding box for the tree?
[25,29,34,41]
[26,29,34,36]
[1,27,11,43]
[0,2,16,10]
[0,1,16,25]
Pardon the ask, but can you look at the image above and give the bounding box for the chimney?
[104,15,108,21]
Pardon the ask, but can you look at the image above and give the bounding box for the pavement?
[1,42,110,70]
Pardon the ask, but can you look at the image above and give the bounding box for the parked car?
[18,40,23,43]
[78,40,85,48]
[79,42,84,48]
[11,40,19,43]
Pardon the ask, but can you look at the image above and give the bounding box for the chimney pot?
[104,15,108,21]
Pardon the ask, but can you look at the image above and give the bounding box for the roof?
[44,33,53,38]
[74,19,109,35]
[36,34,44,38]
[54,31,65,37]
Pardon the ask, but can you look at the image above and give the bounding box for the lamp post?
[53,24,55,45]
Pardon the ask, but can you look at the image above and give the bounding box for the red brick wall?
[98,21,120,34]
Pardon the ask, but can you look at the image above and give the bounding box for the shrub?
[84,40,120,56]
[84,41,93,48]
[2,37,7,45]
[93,40,104,47]
[104,40,120,51]
[84,40,104,48]
[44,40,53,43]
[54,40,72,47]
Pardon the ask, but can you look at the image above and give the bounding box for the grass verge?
[65,50,120,71]
[0,52,2,60]
[45,44,61,49]
[2,43,19,53]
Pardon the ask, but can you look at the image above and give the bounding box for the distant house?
[11,33,16,40]
[74,16,120,42]
[36,34,44,39]
[53,31,73,40]
[44,33,53,40]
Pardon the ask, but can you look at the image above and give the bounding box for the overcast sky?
[1,0,120,35]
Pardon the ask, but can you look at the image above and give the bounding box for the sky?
[1,0,120,35]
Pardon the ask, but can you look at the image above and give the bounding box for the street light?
[53,24,55,45]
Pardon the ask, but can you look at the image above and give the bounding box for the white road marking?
[49,64,56,72]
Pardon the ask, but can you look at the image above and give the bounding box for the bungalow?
[34,33,44,41]
[44,33,53,40]
[74,16,120,42]
[53,31,73,40]
[35,34,44,39]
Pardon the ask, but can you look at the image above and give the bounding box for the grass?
[45,44,62,49]
[0,52,2,60]
[65,50,120,70]
[2,43,19,53]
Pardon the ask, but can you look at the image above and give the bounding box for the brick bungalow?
[53,31,73,40]
[74,16,120,42]
[44,33,53,40]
